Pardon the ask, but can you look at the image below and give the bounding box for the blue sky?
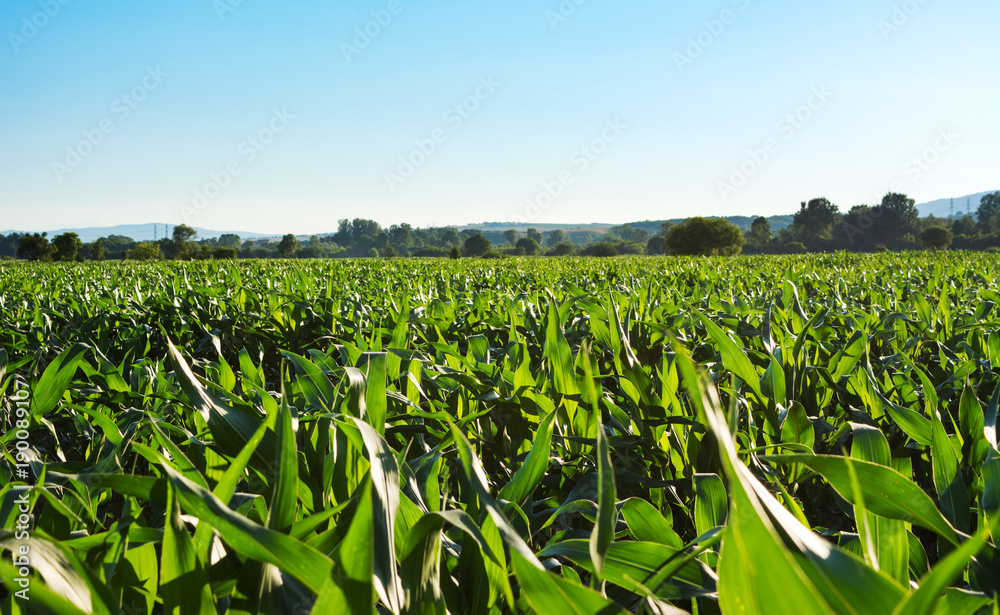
[1,0,997,234]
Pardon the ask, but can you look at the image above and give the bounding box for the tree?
[588,242,618,257]
[213,247,238,259]
[91,238,106,262]
[516,237,541,255]
[665,217,745,256]
[389,223,413,255]
[609,224,649,244]
[526,228,542,245]
[277,234,299,258]
[546,229,566,247]
[503,229,518,246]
[920,226,953,251]
[952,215,977,237]
[658,222,674,236]
[551,242,575,256]
[52,232,82,262]
[978,192,1000,228]
[17,233,56,261]
[449,246,461,259]
[792,198,838,248]
[127,242,162,260]
[217,234,242,250]
[646,235,666,255]
[168,224,197,259]
[462,233,491,257]
[745,216,771,252]
[874,192,919,247]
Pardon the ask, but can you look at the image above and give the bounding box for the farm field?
[1,253,1000,614]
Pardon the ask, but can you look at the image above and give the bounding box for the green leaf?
[267,391,298,534]
[160,482,215,615]
[765,454,959,544]
[537,539,717,600]
[931,410,971,534]
[895,511,1000,615]
[30,343,89,417]
[399,514,446,615]
[694,473,728,536]
[695,311,763,399]
[620,498,683,549]
[498,410,556,508]
[512,551,627,615]
[312,480,375,615]
[161,465,334,594]
[590,419,616,580]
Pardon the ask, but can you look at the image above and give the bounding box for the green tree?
[516,237,541,255]
[745,216,771,252]
[666,217,745,256]
[91,238,106,262]
[217,234,242,250]
[920,226,953,251]
[646,235,666,255]
[17,233,56,261]
[127,242,162,260]
[792,198,838,248]
[952,215,977,237]
[609,224,649,244]
[277,234,299,258]
[526,228,542,244]
[389,223,413,255]
[978,192,1000,228]
[52,232,82,262]
[449,246,461,259]
[503,229,518,246]
[551,242,575,256]
[874,192,919,247]
[546,229,566,247]
[658,221,674,236]
[213,247,238,259]
[168,224,197,259]
[462,232,491,257]
[588,242,618,257]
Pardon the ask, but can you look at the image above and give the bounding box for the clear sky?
[1,0,997,234]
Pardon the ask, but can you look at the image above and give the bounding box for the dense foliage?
[1,254,1000,614]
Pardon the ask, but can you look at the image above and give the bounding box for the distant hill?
[466,215,795,234]
[915,191,997,219]
[0,224,276,243]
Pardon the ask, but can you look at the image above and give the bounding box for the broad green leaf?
[30,343,89,417]
[765,454,959,544]
[511,551,627,615]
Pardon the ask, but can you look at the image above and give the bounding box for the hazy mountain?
[0,224,276,243]
[915,191,997,219]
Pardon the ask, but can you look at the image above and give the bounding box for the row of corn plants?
[1,253,999,614]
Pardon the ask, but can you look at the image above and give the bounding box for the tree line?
[3,191,998,262]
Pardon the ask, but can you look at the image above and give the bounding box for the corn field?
[1,253,999,614]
